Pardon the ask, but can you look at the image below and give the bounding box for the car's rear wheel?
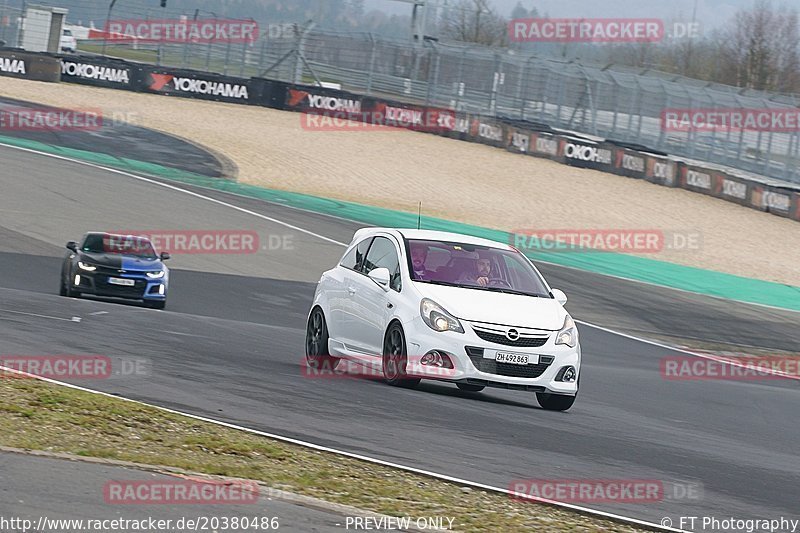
[305,307,339,371]
[536,392,576,411]
[382,323,420,388]
[456,383,485,392]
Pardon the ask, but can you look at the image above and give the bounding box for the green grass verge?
[0,379,652,532]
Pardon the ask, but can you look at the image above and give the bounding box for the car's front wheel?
[60,267,79,298]
[382,323,420,388]
[305,307,339,371]
[536,392,576,411]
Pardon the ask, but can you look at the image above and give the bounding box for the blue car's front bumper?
[73,269,168,301]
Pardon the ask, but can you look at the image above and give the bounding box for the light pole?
[101,0,117,56]
[387,0,426,41]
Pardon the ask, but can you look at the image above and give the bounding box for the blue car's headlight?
[77,261,97,271]
[146,270,165,279]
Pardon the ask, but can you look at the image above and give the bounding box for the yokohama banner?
[750,184,794,217]
[712,173,751,206]
[559,137,614,171]
[284,86,363,115]
[60,56,140,90]
[140,66,252,103]
[679,165,719,196]
[363,99,456,133]
[466,117,506,147]
[613,148,647,179]
[644,155,678,187]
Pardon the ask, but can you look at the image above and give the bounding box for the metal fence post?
[425,43,440,107]
[366,33,377,95]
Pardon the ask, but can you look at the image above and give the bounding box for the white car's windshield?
[405,239,549,297]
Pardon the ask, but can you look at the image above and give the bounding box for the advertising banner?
[644,154,678,187]
[559,136,614,171]
[139,66,252,104]
[60,56,140,90]
[0,50,59,82]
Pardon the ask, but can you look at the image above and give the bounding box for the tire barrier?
[13,49,799,222]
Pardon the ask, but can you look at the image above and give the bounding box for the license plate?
[495,352,539,365]
[108,277,135,286]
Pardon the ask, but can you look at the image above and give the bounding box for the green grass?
[0,378,652,532]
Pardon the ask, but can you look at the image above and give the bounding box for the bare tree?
[716,0,800,92]
[440,0,509,47]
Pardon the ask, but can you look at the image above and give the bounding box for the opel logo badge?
[506,329,520,341]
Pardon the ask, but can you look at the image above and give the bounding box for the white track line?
[0,142,348,248]
[577,320,800,381]
[0,308,80,322]
[0,364,682,532]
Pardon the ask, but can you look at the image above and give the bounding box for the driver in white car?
[458,251,495,287]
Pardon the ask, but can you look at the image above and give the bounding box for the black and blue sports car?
[60,232,171,309]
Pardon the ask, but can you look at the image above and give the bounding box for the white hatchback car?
[306,228,581,411]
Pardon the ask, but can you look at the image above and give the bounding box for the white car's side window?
[363,237,402,292]
[340,238,373,272]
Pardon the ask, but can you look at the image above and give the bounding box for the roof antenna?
[417,202,422,230]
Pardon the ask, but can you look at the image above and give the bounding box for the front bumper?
[405,317,580,395]
[72,270,167,301]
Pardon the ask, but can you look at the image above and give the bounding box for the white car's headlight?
[555,315,577,348]
[77,261,97,271]
[146,270,165,279]
[420,298,464,333]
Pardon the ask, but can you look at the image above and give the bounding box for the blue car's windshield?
[82,234,158,260]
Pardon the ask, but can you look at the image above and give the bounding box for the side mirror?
[160,252,171,261]
[66,241,78,252]
[551,288,568,305]
[367,267,391,291]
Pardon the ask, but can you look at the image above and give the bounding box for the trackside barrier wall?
[0,49,59,82]
[11,48,800,223]
[712,173,751,207]
[793,191,800,221]
[750,184,795,218]
[58,55,141,90]
[612,148,647,180]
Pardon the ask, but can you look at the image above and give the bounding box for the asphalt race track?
[0,451,352,532]
[1,144,799,529]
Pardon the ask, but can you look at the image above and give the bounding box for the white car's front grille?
[469,322,550,348]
